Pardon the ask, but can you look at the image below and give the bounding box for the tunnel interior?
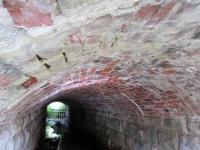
[1,67,200,150]
[31,84,200,150]
[0,0,200,150]
[37,98,112,150]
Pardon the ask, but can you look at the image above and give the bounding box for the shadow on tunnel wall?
[60,99,110,150]
[35,95,200,150]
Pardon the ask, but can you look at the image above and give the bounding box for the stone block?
[164,118,182,131]
[187,120,200,135]
[179,134,200,150]
[157,129,178,150]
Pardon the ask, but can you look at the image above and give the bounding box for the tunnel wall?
[70,108,200,150]
[0,110,45,150]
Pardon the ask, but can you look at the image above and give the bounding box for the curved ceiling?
[0,0,200,125]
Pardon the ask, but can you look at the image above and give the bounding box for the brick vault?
[0,0,200,150]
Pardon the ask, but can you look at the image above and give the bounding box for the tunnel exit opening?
[36,98,110,150]
[38,101,69,150]
[46,102,69,139]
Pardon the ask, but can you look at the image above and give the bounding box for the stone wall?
[0,110,45,150]
[70,108,200,150]
[0,0,200,149]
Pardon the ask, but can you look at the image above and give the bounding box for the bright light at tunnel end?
[47,102,66,110]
